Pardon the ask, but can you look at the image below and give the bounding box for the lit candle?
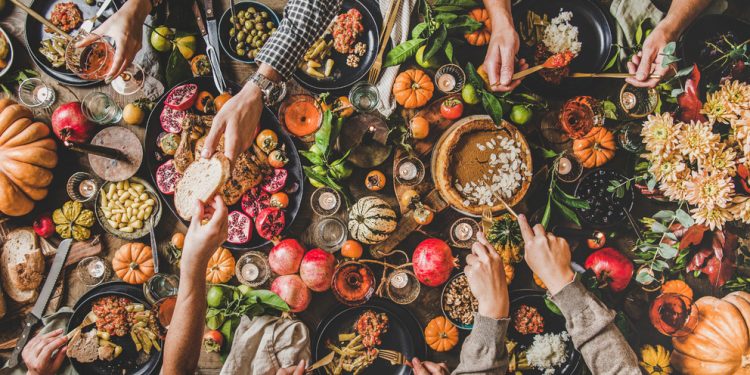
[558,157,573,175]
[241,263,260,281]
[454,222,474,241]
[398,161,418,181]
[78,179,97,198]
[390,271,408,289]
[437,74,456,92]
[87,258,105,278]
[318,191,338,211]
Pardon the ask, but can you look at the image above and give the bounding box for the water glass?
[348,81,380,112]
[313,217,347,252]
[143,273,179,305]
[82,91,122,124]
[17,78,56,109]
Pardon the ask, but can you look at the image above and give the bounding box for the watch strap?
[250,72,286,106]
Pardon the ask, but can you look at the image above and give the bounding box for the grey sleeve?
[550,281,640,375]
[451,315,510,375]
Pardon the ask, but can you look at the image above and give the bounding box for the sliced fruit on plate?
[241,187,271,218]
[255,207,285,240]
[174,156,230,220]
[227,210,252,244]
[156,159,183,195]
[160,106,187,134]
[164,83,199,111]
[260,168,288,194]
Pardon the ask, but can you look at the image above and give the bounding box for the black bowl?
[144,77,304,251]
[218,1,281,64]
[574,169,635,229]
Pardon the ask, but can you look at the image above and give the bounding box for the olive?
[237,48,246,56]
[237,41,245,49]
[229,28,236,37]
[230,16,236,23]
[260,11,269,18]
[237,31,246,41]
[245,35,253,43]
[271,27,277,33]
[250,29,258,36]
[254,15,262,22]
[265,21,275,29]
[243,20,252,29]
[237,10,245,18]
[247,7,256,13]
[254,40,263,48]
[247,50,255,58]
[255,23,264,31]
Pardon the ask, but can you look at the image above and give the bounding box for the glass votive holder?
[76,256,111,287]
[394,156,425,186]
[386,268,420,305]
[311,187,342,216]
[236,251,271,287]
[67,172,99,202]
[619,83,658,119]
[556,153,583,183]
[313,217,347,252]
[18,78,56,109]
[435,64,466,94]
[81,91,122,125]
[450,217,480,249]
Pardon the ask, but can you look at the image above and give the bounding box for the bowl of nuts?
[219,1,280,63]
[95,177,162,240]
[441,272,478,330]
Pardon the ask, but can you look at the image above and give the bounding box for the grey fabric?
[220,315,311,375]
[375,0,418,118]
[2,307,75,375]
[451,315,510,375]
[136,15,165,100]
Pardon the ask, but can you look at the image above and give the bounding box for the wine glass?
[649,293,699,337]
[65,31,144,95]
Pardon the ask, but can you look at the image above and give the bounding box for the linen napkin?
[375,0,418,118]
[136,15,166,100]
[2,307,75,375]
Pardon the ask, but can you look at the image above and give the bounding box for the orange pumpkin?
[0,98,58,216]
[425,316,459,352]
[112,242,154,284]
[206,247,235,283]
[393,69,434,109]
[671,291,750,374]
[464,8,491,46]
[572,127,616,168]
[505,263,515,284]
[661,279,693,301]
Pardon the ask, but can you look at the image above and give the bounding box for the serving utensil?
[379,349,409,366]
[570,72,662,79]
[305,352,334,373]
[81,0,114,33]
[481,206,493,234]
[482,177,519,219]
[9,0,71,40]
[368,0,402,83]
[65,311,98,340]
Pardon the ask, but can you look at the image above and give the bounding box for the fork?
[368,0,402,83]
[379,349,409,366]
[481,206,493,234]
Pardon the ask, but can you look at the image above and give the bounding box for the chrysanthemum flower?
[676,121,720,162]
[683,171,733,208]
[729,196,750,224]
[641,113,681,154]
[702,144,737,176]
[692,204,733,230]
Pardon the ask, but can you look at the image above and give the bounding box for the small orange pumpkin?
[112,242,154,285]
[393,69,434,109]
[464,8,491,46]
[206,247,236,283]
[661,279,693,301]
[425,316,459,352]
[572,127,616,168]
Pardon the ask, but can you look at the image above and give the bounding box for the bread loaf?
[174,156,230,220]
[1,227,43,303]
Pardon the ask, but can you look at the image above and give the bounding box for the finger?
[625,61,640,86]
[499,48,515,86]
[517,214,534,243]
[190,199,206,228]
[532,224,546,237]
[466,253,478,266]
[412,358,426,374]
[202,116,225,159]
[38,336,68,361]
[471,240,491,262]
[208,195,228,227]
[106,39,128,80]
[484,49,501,90]
[635,48,655,81]
[476,231,491,247]
[75,31,100,47]
[423,361,448,374]
[292,359,306,375]
[224,121,240,163]
[51,346,68,371]
[546,233,558,244]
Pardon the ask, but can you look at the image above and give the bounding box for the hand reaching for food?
[181,195,228,274]
[625,24,677,88]
[412,358,449,375]
[517,214,575,295]
[484,29,527,92]
[22,329,68,375]
[465,232,509,320]
[201,84,262,163]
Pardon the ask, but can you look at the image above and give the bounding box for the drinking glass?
[65,31,144,95]
[649,293,699,337]
[76,256,111,287]
[617,122,645,153]
[313,217,347,252]
[331,261,376,306]
[143,273,179,305]
[348,81,380,112]
[17,78,56,109]
[559,96,604,139]
[82,91,122,124]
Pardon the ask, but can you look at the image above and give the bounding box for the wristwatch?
[248,72,287,106]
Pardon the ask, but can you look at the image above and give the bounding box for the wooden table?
[1,0,749,373]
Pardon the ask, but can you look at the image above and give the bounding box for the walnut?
[354,42,367,57]
[346,54,360,68]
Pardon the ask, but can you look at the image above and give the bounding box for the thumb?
[202,123,222,159]
[292,359,306,375]
[500,48,515,86]
[636,48,655,81]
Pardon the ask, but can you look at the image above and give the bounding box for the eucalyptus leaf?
[384,38,427,67]
[662,42,677,55]
[675,209,695,228]
[650,221,668,233]
[675,65,694,78]
[661,54,680,67]
[636,270,655,284]
[658,243,678,259]
[647,177,657,191]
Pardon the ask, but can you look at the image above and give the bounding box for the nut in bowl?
[219,1,280,63]
[96,177,162,240]
[441,272,478,330]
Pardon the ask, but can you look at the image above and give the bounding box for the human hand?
[483,26,527,92]
[201,84,262,163]
[180,195,228,274]
[412,358,449,375]
[275,359,306,375]
[22,328,68,375]
[78,0,151,80]
[518,214,575,295]
[625,22,679,88]
[465,232,509,319]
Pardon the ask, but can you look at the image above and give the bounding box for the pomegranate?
[164,83,198,110]
[160,106,187,134]
[584,247,634,293]
[241,187,271,218]
[32,214,55,238]
[271,274,311,313]
[269,238,306,275]
[51,102,95,143]
[227,210,252,244]
[299,248,335,292]
[260,168,288,194]
[156,159,183,195]
[412,238,457,287]
[255,207,286,240]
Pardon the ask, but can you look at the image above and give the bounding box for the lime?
[415,45,440,69]
[207,285,224,307]
[461,84,480,105]
[510,105,533,125]
[150,26,174,53]
[174,35,197,59]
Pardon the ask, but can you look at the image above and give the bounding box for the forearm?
[126,0,152,22]
[162,270,207,375]
[483,0,513,30]
[255,0,343,80]
[551,281,640,375]
[657,0,712,37]
[451,315,510,375]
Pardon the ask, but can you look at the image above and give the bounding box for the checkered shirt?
[255,0,343,80]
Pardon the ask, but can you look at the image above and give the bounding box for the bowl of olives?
[219,1,280,63]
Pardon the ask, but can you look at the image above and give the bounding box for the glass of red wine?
[65,31,144,95]
[559,96,604,140]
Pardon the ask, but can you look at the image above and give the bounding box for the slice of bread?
[67,330,99,363]
[1,227,43,303]
[174,156,230,220]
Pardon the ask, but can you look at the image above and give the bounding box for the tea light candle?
[78,179,97,198]
[453,222,474,241]
[398,161,418,181]
[558,157,573,175]
[318,191,338,211]
[241,263,260,282]
[390,271,408,289]
[437,74,456,92]
[87,258,106,278]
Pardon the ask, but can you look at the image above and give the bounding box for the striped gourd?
[348,196,398,244]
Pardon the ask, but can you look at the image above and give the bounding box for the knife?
[192,0,226,93]
[7,239,73,368]
[81,0,115,33]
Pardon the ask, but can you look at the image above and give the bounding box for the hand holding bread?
[181,195,228,274]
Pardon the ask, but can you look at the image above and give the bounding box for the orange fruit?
[413,205,434,225]
[410,116,430,140]
[365,170,386,191]
[171,232,185,249]
[270,192,289,208]
[334,96,354,118]
[400,189,420,209]
[214,92,232,111]
[341,240,364,259]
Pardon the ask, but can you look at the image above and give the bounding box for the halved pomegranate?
[156,159,182,195]
[256,207,286,240]
[241,187,271,218]
[164,83,198,110]
[160,106,187,134]
[260,168,288,194]
[227,210,252,244]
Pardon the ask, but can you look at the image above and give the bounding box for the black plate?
[508,290,582,375]
[312,298,425,375]
[218,1,280,64]
[511,0,613,97]
[293,0,380,94]
[67,285,162,375]
[24,0,120,86]
[144,76,304,251]
[574,169,635,229]
[680,14,750,79]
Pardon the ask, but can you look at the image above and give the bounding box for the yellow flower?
[730,196,750,224]
[692,204,733,230]
[702,144,737,176]
[641,113,681,154]
[684,171,733,209]
[660,178,690,202]
[731,110,750,157]
[702,90,736,123]
[649,152,687,183]
[676,121,720,162]
[639,344,672,375]
[720,80,750,114]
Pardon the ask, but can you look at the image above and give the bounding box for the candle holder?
[555,152,583,183]
[17,78,56,109]
[394,156,425,186]
[75,256,111,287]
[313,217,347,252]
[67,172,99,203]
[619,83,658,119]
[435,64,466,94]
[311,187,342,216]
[386,268,420,305]
[236,251,271,287]
[450,217,480,248]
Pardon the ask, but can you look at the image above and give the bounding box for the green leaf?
[635,19,645,45]
[554,186,590,209]
[654,259,670,271]
[411,22,430,39]
[315,110,334,156]
[650,221,668,233]
[652,210,674,221]
[602,100,618,120]
[544,296,562,316]
[445,15,482,33]
[552,197,581,226]
[165,47,192,88]
[540,148,558,159]
[384,38,426,67]
[433,5,464,12]
[675,209,694,228]
[541,197,552,228]
[481,91,504,125]
[434,13,457,24]
[300,150,324,165]
[662,42,677,55]
[424,24,447,61]
[661,54,680,68]
[675,65,694,78]
[636,269,655,284]
[604,48,620,72]
[671,88,685,97]
[246,290,290,312]
[444,40,454,63]
[658,243,678,259]
[465,62,483,89]
[647,177,657,191]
